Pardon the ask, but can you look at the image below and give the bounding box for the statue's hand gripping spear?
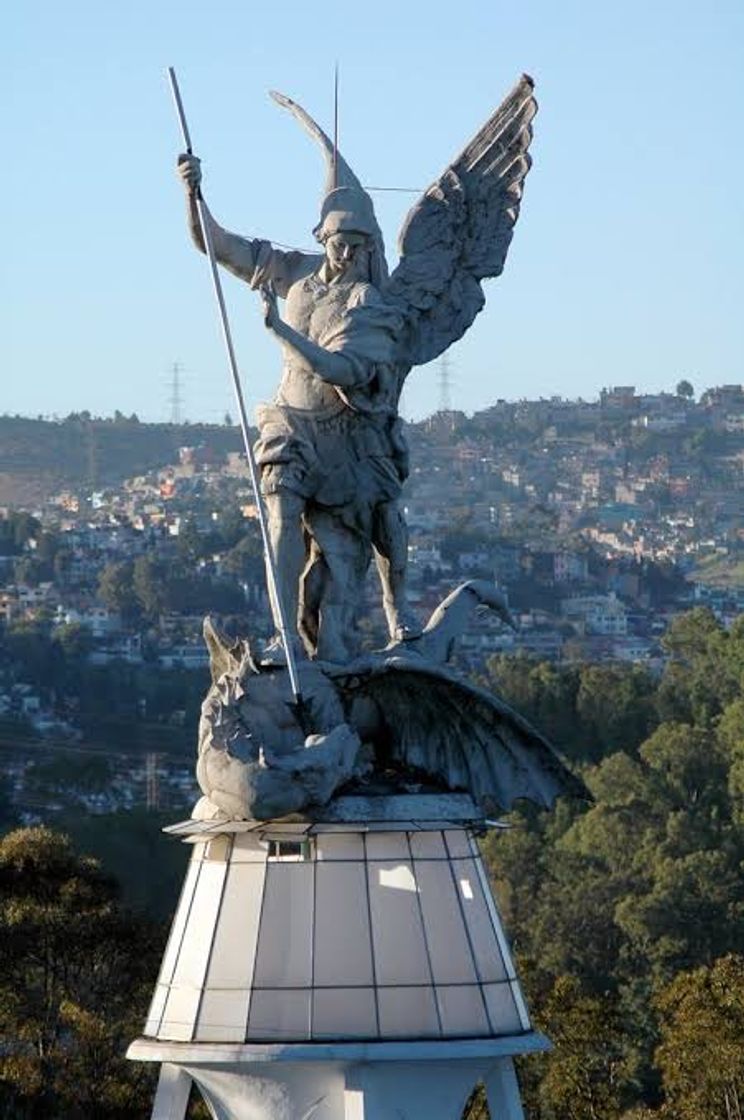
[166,68,307,724]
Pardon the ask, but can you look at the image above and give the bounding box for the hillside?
[0,415,243,505]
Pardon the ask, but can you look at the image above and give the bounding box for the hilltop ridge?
[0,414,243,507]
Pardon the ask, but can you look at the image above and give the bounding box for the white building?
[561,592,628,636]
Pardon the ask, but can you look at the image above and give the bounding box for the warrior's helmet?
[314,185,379,242]
[269,90,388,284]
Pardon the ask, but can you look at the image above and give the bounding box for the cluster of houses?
[4,384,744,740]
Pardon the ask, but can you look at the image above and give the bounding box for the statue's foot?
[259,634,306,668]
[387,608,423,646]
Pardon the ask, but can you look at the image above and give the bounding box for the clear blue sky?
[4,0,743,423]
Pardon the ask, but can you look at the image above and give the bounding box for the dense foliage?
[473,608,744,1118]
[1,608,743,1117]
[0,827,162,1118]
[0,617,208,753]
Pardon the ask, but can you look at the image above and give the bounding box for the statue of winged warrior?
[177,76,537,664]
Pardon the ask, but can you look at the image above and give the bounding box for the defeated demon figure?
[195,581,587,821]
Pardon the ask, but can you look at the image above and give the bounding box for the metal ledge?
[127,1031,550,1065]
[164,794,486,839]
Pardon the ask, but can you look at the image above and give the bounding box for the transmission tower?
[438,353,453,412]
[84,421,99,489]
[168,362,184,425]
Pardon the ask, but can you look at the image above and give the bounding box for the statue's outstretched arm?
[176,153,318,295]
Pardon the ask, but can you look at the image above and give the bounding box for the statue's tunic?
[243,240,407,538]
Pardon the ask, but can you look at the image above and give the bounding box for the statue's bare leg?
[372,501,421,643]
[298,533,325,656]
[261,490,307,661]
[305,510,370,663]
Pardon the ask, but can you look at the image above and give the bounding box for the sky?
[3,0,743,424]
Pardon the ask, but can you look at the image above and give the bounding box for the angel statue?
[176,76,536,664]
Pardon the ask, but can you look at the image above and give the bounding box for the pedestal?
[128,797,548,1118]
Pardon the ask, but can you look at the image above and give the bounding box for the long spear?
[166,67,304,711]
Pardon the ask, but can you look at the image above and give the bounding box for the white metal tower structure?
[168,362,184,426]
[128,795,547,1119]
[438,353,453,413]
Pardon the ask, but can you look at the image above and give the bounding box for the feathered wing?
[350,659,587,811]
[387,74,537,367]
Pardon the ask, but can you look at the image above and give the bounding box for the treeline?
[96,512,265,624]
[475,608,744,1118]
[1,620,206,751]
[0,415,242,502]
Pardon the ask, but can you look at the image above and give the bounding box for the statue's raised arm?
[387,74,537,367]
[176,151,321,296]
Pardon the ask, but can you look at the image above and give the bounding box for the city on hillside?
[2,380,744,815]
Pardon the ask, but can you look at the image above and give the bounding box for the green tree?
[132,555,168,619]
[485,656,582,758]
[4,621,54,685]
[675,379,694,400]
[521,975,636,1120]
[462,1084,489,1119]
[26,754,113,802]
[657,609,744,726]
[98,560,139,622]
[10,512,41,551]
[575,664,657,762]
[218,507,251,551]
[717,698,744,825]
[176,517,204,565]
[653,955,744,1119]
[34,530,60,566]
[639,722,728,822]
[615,849,743,978]
[0,827,160,1118]
[484,657,657,764]
[54,621,93,663]
[0,773,18,831]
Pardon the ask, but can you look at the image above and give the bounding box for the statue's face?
[324,231,370,278]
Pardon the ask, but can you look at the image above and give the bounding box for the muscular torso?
[208,229,375,415]
[275,273,362,414]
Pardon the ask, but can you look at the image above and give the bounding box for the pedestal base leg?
[484,1059,525,1120]
[186,1063,347,1120]
[344,1061,482,1120]
[150,1064,193,1120]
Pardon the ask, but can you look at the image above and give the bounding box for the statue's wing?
[345,657,587,811]
[387,75,536,367]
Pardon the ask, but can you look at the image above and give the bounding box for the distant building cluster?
[3,382,744,748]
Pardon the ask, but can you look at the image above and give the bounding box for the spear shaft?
[166,67,303,707]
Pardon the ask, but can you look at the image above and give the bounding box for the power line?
[364,185,423,193]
